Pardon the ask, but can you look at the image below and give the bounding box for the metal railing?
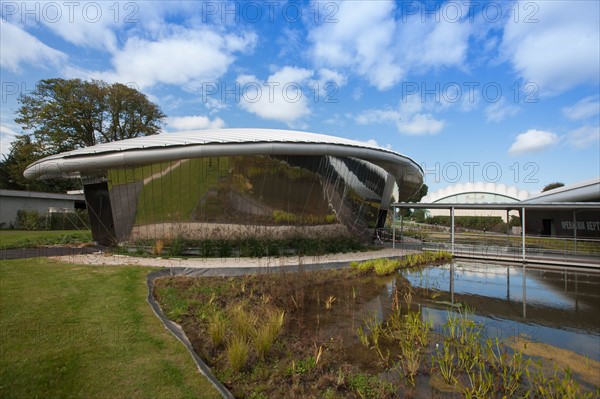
[375,227,600,263]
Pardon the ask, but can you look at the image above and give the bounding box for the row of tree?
[1,78,165,192]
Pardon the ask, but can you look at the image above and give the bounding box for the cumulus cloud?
[354,95,445,135]
[0,22,67,73]
[501,1,600,94]
[508,129,558,155]
[562,96,600,120]
[165,115,225,131]
[400,114,445,135]
[236,66,313,125]
[0,125,19,158]
[565,125,600,148]
[485,98,521,123]
[355,108,444,136]
[308,0,474,90]
[78,28,256,90]
[38,2,119,52]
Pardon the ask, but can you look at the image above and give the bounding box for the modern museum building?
[24,129,424,246]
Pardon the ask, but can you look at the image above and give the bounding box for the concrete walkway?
[50,247,416,269]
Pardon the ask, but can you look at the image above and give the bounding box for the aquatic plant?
[398,341,421,386]
[434,344,457,385]
[525,362,595,399]
[463,359,494,398]
[350,251,453,276]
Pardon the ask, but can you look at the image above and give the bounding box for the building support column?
[392,206,396,249]
[451,206,455,255]
[521,207,526,262]
[573,211,577,255]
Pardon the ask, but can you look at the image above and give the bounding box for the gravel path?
[51,247,418,269]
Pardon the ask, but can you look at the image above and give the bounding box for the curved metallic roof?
[422,182,531,203]
[523,177,600,203]
[23,129,423,197]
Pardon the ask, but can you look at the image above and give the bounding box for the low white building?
[420,182,530,222]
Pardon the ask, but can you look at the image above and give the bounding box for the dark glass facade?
[82,154,411,245]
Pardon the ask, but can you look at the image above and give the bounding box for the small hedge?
[351,251,453,276]
[122,236,370,258]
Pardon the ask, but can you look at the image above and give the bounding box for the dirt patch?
[506,336,600,387]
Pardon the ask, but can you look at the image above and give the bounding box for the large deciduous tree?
[15,78,165,152]
[1,78,166,192]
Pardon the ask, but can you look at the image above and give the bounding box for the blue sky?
[1,0,599,194]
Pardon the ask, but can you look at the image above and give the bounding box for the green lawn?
[0,259,220,399]
[0,230,93,249]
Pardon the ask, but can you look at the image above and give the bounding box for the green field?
[0,230,93,249]
[0,259,220,399]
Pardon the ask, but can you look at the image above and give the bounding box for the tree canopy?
[1,78,166,192]
[542,182,565,192]
[15,78,165,153]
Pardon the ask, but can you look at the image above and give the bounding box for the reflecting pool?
[401,261,600,361]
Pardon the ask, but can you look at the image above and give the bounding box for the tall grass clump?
[227,335,250,372]
[253,307,285,360]
[208,311,227,347]
[230,303,257,340]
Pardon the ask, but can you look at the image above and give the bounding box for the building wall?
[525,209,600,238]
[0,189,85,228]
[83,154,411,245]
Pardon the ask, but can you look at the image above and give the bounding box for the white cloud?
[78,28,256,90]
[308,0,474,90]
[356,138,391,150]
[308,0,401,90]
[317,68,347,87]
[39,3,119,52]
[354,96,445,136]
[485,98,521,123]
[562,96,600,120]
[0,125,19,158]
[165,115,225,131]
[355,109,400,125]
[400,114,445,135]
[508,129,558,155]
[565,126,600,148]
[236,66,313,125]
[0,22,66,73]
[501,1,600,94]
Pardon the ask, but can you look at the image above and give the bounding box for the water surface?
[401,261,600,361]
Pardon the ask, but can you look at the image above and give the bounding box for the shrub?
[14,210,44,230]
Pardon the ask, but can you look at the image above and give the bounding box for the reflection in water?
[401,262,600,360]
